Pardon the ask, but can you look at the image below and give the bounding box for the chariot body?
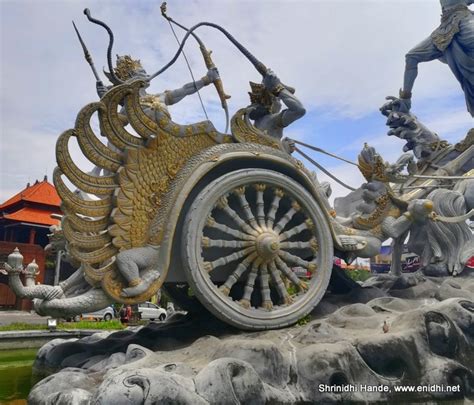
[48,78,341,330]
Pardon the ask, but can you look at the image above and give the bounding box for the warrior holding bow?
[97,55,220,122]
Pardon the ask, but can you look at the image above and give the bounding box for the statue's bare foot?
[121,270,160,297]
[339,236,361,251]
[121,280,149,297]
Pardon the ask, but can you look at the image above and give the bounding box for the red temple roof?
[3,207,60,226]
[0,178,60,210]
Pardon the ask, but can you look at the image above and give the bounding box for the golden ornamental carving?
[454,129,474,152]
[54,79,230,303]
[114,55,144,81]
[353,193,392,230]
[231,108,282,150]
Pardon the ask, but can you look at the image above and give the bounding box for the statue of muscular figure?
[247,69,306,139]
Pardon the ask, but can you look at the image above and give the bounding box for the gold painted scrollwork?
[230,108,282,150]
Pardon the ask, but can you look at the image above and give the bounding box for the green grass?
[0,319,124,332]
[297,314,311,326]
[344,268,372,282]
[0,323,47,331]
[58,319,124,330]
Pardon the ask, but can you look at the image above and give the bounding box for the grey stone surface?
[212,339,290,387]
[195,358,266,404]
[28,369,97,405]
[436,279,474,301]
[390,278,439,299]
[28,279,474,404]
[95,368,207,405]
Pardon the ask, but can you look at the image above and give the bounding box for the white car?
[138,302,167,321]
[82,306,115,321]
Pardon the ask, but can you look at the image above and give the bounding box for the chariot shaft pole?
[400,145,474,199]
[148,21,295,93]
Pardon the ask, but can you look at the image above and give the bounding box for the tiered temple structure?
[0,176,61,309]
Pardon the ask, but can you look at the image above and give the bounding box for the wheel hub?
[255,231,280,262]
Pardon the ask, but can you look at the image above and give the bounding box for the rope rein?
[293,146,356,191]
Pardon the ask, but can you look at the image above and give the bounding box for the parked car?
[82,306,115,321]
[137,302,167,321]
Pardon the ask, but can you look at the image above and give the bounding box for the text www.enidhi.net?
[393,384,460,393]
[318,384,461,394]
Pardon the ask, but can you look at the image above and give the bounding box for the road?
[0,310,49,326]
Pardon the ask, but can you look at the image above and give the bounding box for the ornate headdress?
[104,55,144,83]
[114,55,143,80]
[357,144,389,182]
[248,81,274,108]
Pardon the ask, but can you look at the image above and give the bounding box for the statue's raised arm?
[247,69,306,140]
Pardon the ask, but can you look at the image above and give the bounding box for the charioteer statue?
[247,70,306,139]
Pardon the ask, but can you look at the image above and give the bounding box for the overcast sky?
[1,0,472,203]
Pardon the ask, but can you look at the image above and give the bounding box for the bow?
[148,21,296,94]
[83,8,123,85]
[161,2,231,133]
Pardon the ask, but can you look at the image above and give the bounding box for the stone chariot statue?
[4,3,473,331]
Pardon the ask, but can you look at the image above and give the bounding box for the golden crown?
[114,55,143,80]
[357,144,389,182]
[248,81,274,108]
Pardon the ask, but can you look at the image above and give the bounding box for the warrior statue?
[90,55,221,297]
[247,69,306,139]
[97,55,220,121]
[377,0,474,272]
[399,0,474,116]
[71,51,220,297]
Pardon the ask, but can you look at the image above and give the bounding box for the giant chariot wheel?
[182,168,333,330]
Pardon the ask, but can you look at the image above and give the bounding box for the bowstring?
[166,19,209,121]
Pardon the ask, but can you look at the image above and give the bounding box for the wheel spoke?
[234,187,258,229]
[273,200,301,233]
[275,256,305,288]
[239,260,261,308]
[204,247,255,272]
[205,216,254,241]
[268,260,293,304]
[217,196,258,236]
[280,238,318,253]
[266,188,284,228]
[279,219,314,241]
[219,252,258,295]
[202,237,253,249]
[254,184,266,228]
[278,250,317,272]
[259,263,273,310]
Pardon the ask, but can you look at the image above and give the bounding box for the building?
[370,244,420,274]
[0,176,61,309]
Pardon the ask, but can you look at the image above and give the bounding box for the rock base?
[29,273,474,404]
